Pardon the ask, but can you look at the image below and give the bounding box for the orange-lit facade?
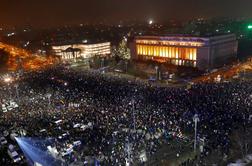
[131,35,238,70]
[136,45,197,67]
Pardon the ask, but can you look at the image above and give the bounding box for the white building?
[52,42,111,60]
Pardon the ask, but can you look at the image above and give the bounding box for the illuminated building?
[52,42,111,60]
[130,34,238,70]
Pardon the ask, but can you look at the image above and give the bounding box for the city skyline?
[1,0,252,27]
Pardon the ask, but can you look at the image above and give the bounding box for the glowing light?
[148,20,153,25]
[82,39,88,43]
[4,77,12,83]
[52,42,111,59]
[136,44,197,67]
[15,137,64,166]
[248,25,252,29]
[0,42,57,71]
[136,40,204,47]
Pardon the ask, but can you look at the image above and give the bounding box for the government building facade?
[52,42,111,60]
[130,34,238,70]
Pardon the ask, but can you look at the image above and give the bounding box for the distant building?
[130,34,238,70]
[52,42,111,60]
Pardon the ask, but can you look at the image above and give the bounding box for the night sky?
[0,0,252,27]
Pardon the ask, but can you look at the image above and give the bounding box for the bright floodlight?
[248,25,252,29]
[15,137,64,166]
[148,20,153,25]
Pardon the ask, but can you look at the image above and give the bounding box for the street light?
[125,138,132,166]
[14,84,19,104]
[101,58,105,68]
[155,66,159,80]
[193,114,200,152]
[46,93,52,110]
[148,19,153,25]
[125,61,128,73]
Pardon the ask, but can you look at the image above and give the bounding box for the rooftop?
[136,33,236,40]
[51,39,110,46]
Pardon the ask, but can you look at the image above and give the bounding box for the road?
[193,59,252,83]
[0,42,57,71]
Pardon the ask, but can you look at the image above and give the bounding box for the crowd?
[0,64,252,165]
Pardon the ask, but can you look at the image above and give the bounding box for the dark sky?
[0,0,252,27]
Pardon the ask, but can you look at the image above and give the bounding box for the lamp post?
[155,66,159,80]
[125,142,132,166]
[14,84,19,104]
[101,58,105,68]
[125,61,128,73]
[193,114,200,152]
[46,93,52,110]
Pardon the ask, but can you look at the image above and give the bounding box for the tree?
[111,46,117,57]
[117,39,131,60]
[111,46,120,63]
